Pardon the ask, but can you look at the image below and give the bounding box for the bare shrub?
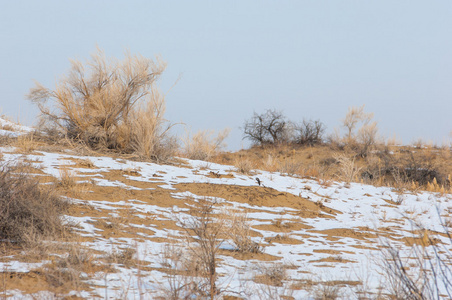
[182,128,230,160]
[234,157,255,174]
[106,247,136,267]
[243,109,293,145]
[14,133,38,152]
[157,242,201,299]
[277,159,303,176]
[223,209,263,254]
[294,119,326,146]
[176,198,226,299]
[362,148,451,189]
[27,48,175,161]
[342,105,373,142]
[57,165,77,188]
[253,263,288,287]
[0,164,69,244]
[334,154,362,183]
[340,105,379,157]
[311,283,342,300]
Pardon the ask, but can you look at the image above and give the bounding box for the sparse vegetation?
[380,215,452,300]
[182,128,230,160]
[224,209,263,254]
[0,164,69,244]
[234,157,255,174]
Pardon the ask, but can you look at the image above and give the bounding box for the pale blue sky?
[1,1,451,149]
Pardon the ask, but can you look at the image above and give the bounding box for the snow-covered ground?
[1,147,451,299]
[0,117,34,137]
[0,118,451,299]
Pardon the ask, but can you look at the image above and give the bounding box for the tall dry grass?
[182,128,230,160]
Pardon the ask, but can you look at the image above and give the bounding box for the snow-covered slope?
[1,145,451,299]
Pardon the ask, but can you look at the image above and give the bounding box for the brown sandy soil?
[175,183,339,217]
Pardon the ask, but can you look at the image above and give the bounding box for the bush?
[243,109,292,145]
[341,105,379,157]
[27,48,175,161]
[294,119,325,146]
[182,128,230,160]
[0,164,69,244]
[243,110,327,147]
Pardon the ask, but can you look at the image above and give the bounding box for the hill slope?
[0,124,451,299]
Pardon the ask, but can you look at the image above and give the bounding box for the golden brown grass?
[212,143,452,192]
[182,128,230,160]
[14,133,39,153]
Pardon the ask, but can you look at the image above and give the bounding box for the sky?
[1,1,451,150]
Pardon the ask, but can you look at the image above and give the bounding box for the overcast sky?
[1,1,451,150]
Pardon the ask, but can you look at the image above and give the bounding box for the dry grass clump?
[56,165,77,188]
[310,283,342,300]
[0,164,69,244]
[182,128,230,160]
[253,263,288,287]
[223,209,263,254]
[14,133,39,153]
[276,159,303,176]
[234,157,255,174]
[334,154,362,183]
[27,48,176,161]
[104,247,136,267]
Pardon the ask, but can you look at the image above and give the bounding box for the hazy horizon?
[1,1,451,150]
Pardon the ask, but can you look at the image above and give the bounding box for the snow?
[0,140,451,299]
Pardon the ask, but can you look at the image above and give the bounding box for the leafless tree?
[294,119,325,145]
[243,110,292,145]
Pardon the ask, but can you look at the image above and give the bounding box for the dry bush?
[126,89,178,161]
[294,119,326,146]
[27,48,176,161]
[42,244,97,292]
[277,159,303,176]
[176,199,226,299]
[157,242,202,300]
[234,157,255,174]
[243,109,293,145]
[105,247,136,267]
[182,128,230,160]
[223,209,263,254]
[339,105,379,157]
[56,165,77,188]
[253,263,288,287]
[362,147,451,190]
[14,133,38,152]
[334,154,362,183]
[0,164,69,244]
[311,283,342,300]
[342,105,373,142]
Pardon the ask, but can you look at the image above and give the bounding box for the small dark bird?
[256,177,261,186]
